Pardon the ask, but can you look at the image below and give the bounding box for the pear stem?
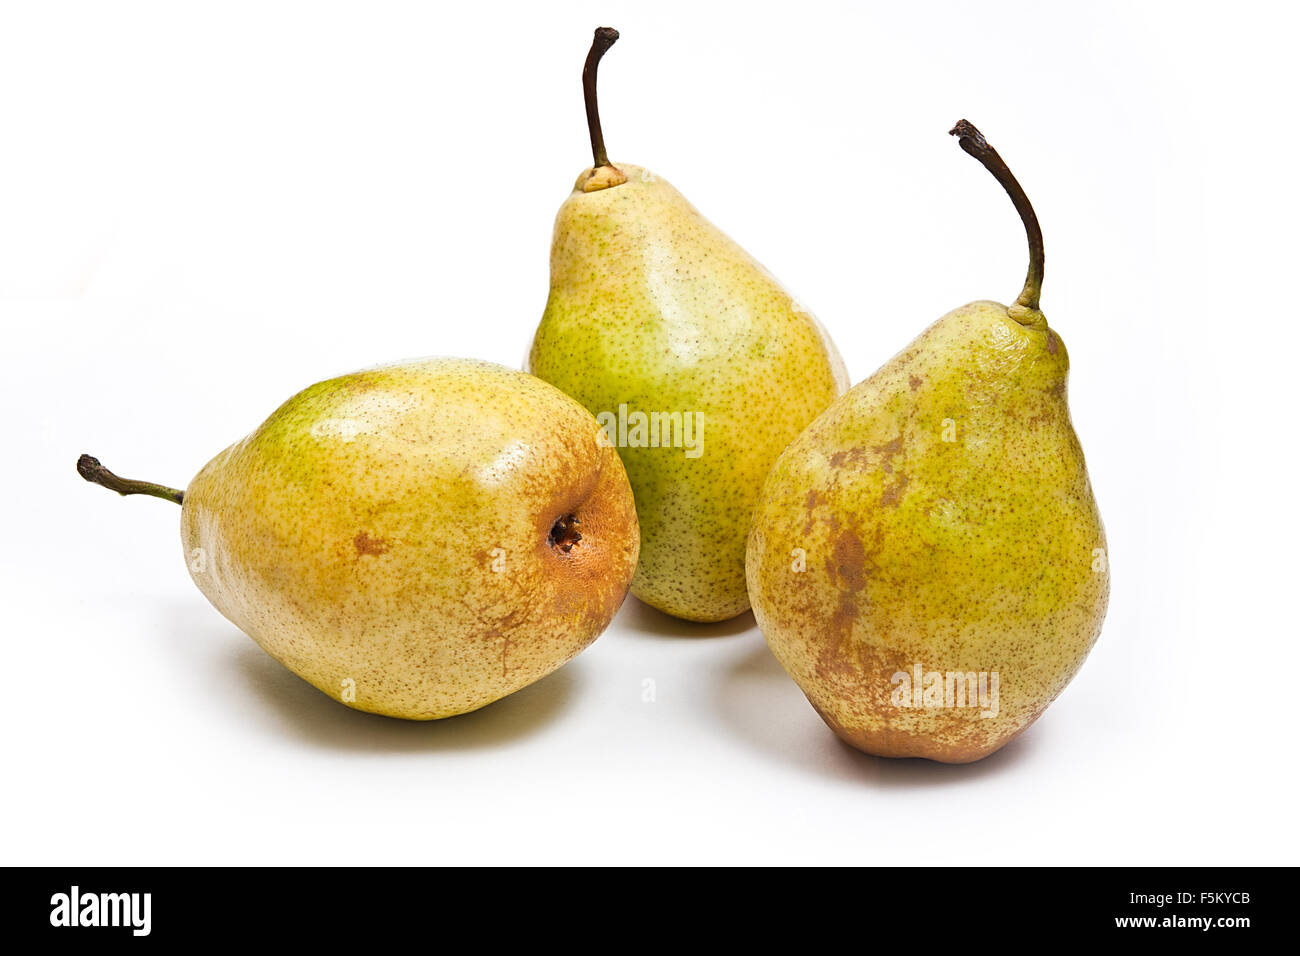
[77,454,184,505]
[583,27,620,169]
[949,120,1044,311]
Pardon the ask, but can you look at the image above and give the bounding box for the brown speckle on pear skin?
[830,530,868,592]
[353,532,389,556]
[873,435,904,458]
[880,473,911,508]
[802,489,824,535]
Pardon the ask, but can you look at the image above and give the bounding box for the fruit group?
[528,28,847,622]
[79,358,639,718]
[746,121,1108,762]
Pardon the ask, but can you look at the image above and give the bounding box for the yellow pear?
[746,122,1109,762]
[79,358,639,719]
[528,28,847,622]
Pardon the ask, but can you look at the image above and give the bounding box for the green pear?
[747,121,1109,762]
[78,358,639,719]
[528,28,848,622]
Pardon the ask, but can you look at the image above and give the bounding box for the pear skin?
[84,358,639,719]
[528,30,846,622]
[746,122,1108,762]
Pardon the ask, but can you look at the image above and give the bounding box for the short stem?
[583,27,620,169]
[77,454,184,505]
[950,120,1044,311]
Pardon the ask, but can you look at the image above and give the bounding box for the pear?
[746,121,1109,763]
[528,28,848,622]
[78,358,639,719]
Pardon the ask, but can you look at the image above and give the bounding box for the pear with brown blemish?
[528,28,848,622]
[78,358,639,719]
[746,121,1109,763]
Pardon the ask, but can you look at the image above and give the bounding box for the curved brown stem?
[583,27,620,169]
[950,119,1044,311]
[77,454,183,504]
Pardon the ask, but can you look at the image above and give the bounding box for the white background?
[2,0,1295,865]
